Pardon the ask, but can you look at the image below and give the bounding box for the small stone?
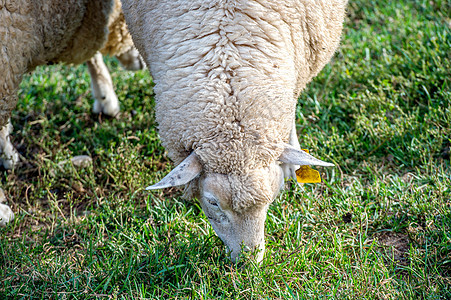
[72,180,86,193]
[71,155,92,168]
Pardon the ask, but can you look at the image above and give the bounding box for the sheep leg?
[116,48,145,71]
[87,52,120,117]
[0,188,14,227]
[282,118,301,182]
[0,119,19,170]
[0,202,14,226]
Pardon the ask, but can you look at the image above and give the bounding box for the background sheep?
[0,0,142,224]
[122,0,347,262]
[0,0,144,169]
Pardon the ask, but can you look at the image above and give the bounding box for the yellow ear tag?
[295,149,322,183]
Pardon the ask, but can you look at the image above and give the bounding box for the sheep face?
[147,146,333,263]
[197,164,284,263]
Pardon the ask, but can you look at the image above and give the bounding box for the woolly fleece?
[101,0,135,57]
[0,0,134,127]
[123,0,347,210]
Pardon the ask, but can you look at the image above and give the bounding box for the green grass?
[1,0,450,298]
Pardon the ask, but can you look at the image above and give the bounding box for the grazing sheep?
[0,0,142,225]
[0,0,144,168]
[122,0,347,262]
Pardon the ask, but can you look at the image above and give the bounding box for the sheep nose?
[229,242,265,263]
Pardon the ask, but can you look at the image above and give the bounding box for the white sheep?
[122,0,347,262]
[0,0,143,225]
[0,0,144,168]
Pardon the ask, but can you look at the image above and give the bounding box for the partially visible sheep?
[0,0,143,224]
[122,0,347,262]
[0,0,144,168]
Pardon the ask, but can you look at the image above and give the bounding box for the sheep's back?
[122,0,346,173]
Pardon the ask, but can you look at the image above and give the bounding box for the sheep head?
[147,145,333,263]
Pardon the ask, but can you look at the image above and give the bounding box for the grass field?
[1,0,450,299]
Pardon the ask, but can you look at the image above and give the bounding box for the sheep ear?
[278,144,335,167]
[146,152,202,190]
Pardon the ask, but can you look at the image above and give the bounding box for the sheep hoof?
[101,100,120,117]
[0,154,19,170]
[0,147,19,170]
[0,189,14,226]
[92,98,120,117]
[92,99,103,114]
[0,203,14,226]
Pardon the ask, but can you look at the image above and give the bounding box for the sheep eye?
[206,197,218,207]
